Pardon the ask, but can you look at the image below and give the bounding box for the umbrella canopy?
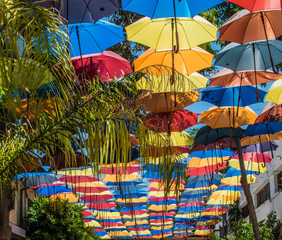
[244,122,282,137]
[214,40,282,72]
[121,0,223,18]
[264,79,282,103]
[194,126,244,145]
[136,91,199,113]
[99,165,141,174]
[67,21,124,57]
[232,152,272,164]
[200,106,258,129]
[241,132,282,146]
[134,47,213,75]
[187,157,230,168]
[186,163,227,176]
[16,172,59,188]
[219,9,282,44]
[37,0,119,23]
[72,51,132,83]
[256,103,282,123]
[36,185,72,196]
[226,0,282,12]
[136,73,208,92]
[126,16,218,50]
[209,68,280,87]
[142,110,198,133]
[50,193,80,202]
[201,86,266,107]
[229,159,266,173]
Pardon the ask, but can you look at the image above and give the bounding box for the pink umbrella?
[72,51,132,83]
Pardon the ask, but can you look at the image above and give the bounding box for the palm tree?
[0,1,144,238]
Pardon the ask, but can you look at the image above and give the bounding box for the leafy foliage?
[25,196,98,240]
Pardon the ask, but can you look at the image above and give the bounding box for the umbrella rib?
[151,0,160,18]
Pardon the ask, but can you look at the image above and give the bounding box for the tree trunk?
[0,184,13,240]
[236,137,261,240]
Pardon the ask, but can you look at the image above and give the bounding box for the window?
[276,171,282,192]
[257,183,270,208]
[242,205,249,218]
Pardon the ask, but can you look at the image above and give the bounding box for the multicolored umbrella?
[126,16,217,50]
[71,51,132,83]
[134,47,213,75]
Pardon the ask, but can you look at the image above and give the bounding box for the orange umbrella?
[136,91,199,113]
[241,132,282,146]
[200,106,257,129]
[134,47,213,76]
[209,68,280,87]
[219,9,282,44]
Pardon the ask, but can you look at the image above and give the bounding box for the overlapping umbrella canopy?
[15,0,282,239]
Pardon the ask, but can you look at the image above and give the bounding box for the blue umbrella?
[36,185,72,195]
[188,173,223,184]
[121,0,224,18]
[201,86,266,106]
[214,40,282,72]
[189,149,234,158]
[67,21,124,57]
[242,142,278,153]
[15,172,58,188]
[244,122,282,137]
[36,0,119,23]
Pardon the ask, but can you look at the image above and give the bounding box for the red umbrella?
[121,210,148,215]
[255,104,282,123]
[178,202,205,207]
[82,210,93,218]
[149,219,174,224]
[148,196,178,202]
[232,152,272,163]
[87,202,117,209]
[101,222,125,227]
[192,137,237,151]
[227,0,282,12]
[150,212,176,216]
[80,194,113,202]
[99,165,142,174]
[142,110,198,133]
[72,51,132,83]
[59,175,99,183]
[185,162,227,176]
[72,186,109,193]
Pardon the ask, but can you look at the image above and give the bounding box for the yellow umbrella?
[116,197,147,203]
[150,222,174,226]
[186,184,218,191]
[85,221,102,228]
[101,235,111,239]
[146,154,189,164]
[57,168,94,176]
[134,47,213,75]
[151,226,174,230]
[175,213,200,218]
[136,73,208,92]
[124,220,148,226]
[129,230,151,235]
[209,194,240,202]
[200,106,258,128]
[241,132,282,146]
[108,231,131,237]
[187,156,230,168]
[197,220,219,226]
[148,191,179,197]
[149,182,185,190]
[146,131,194,147]
[264,79,282,104]
[70,182,106,187]
[148,204,177,211]
[136,90,199,113]
[221,175,256,185]
[154,233,173,239]
[122,214,149,218]
[102,173,141,182]
[126,16,217,50]
[229,159,266,173]
[49,193,79,203]
[206,199,235,205]
[194,230,213,236]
